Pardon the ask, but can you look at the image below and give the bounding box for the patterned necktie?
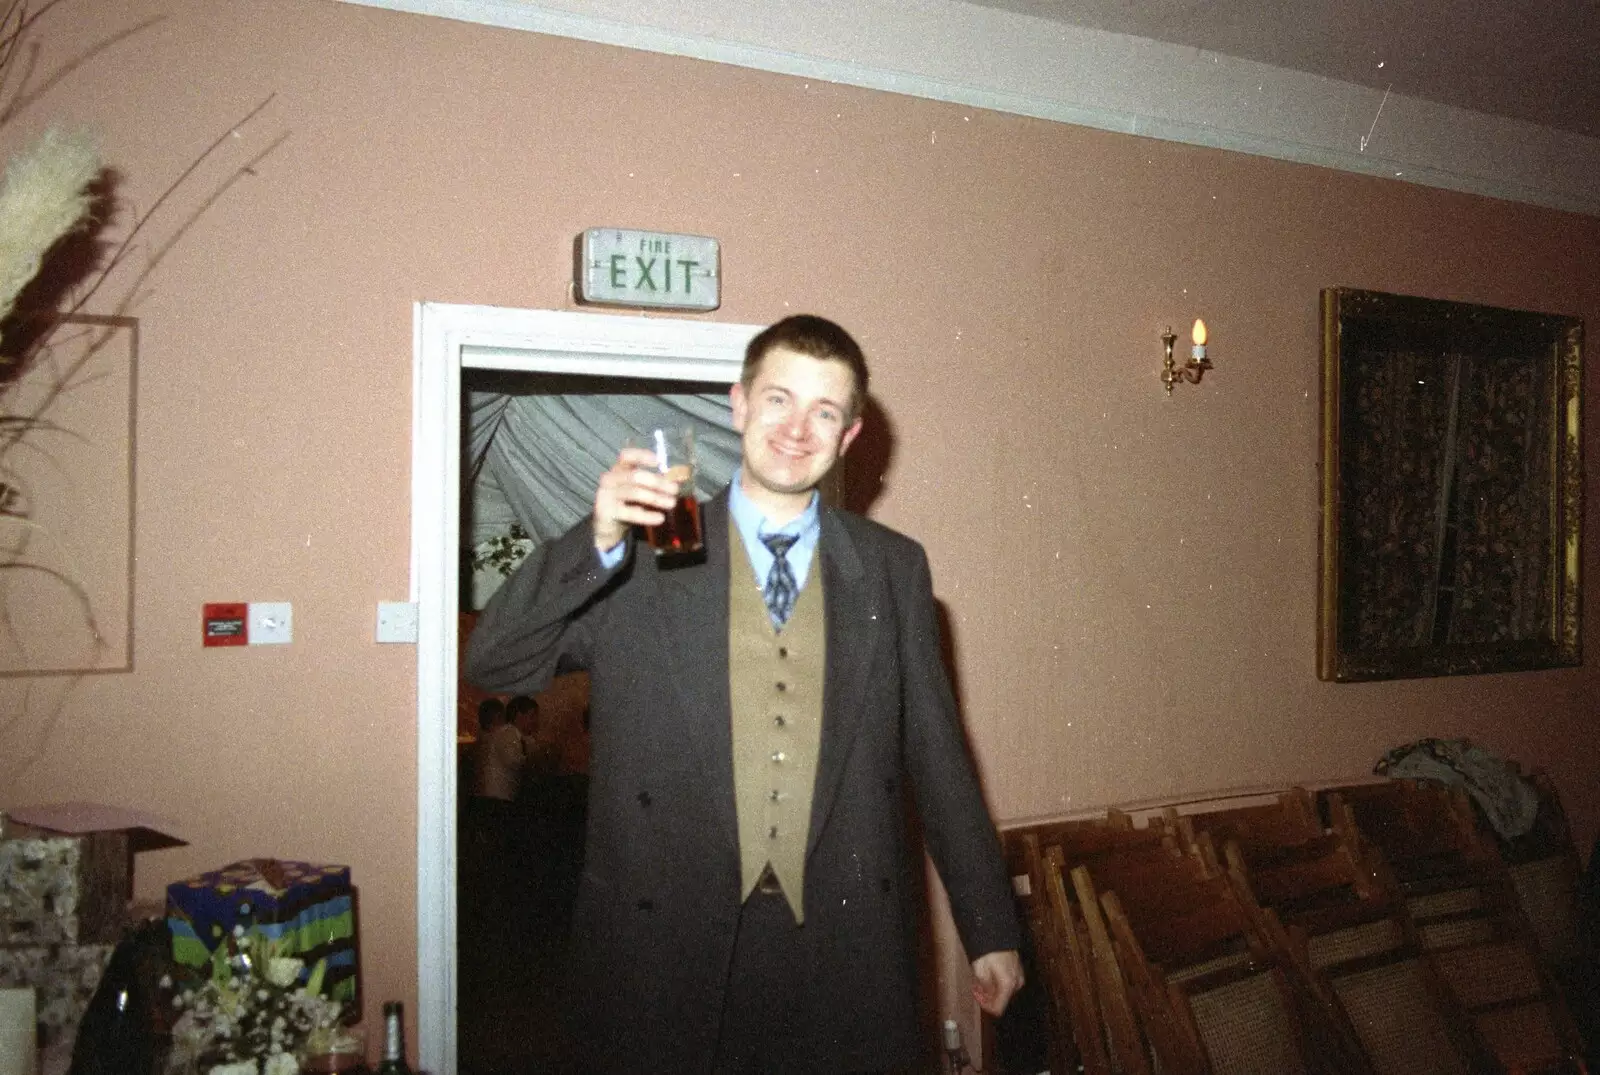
[761,533,799,628]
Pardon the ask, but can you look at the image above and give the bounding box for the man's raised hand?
[592,446,683,551]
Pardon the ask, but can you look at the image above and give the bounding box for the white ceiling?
[974,0,1600,138]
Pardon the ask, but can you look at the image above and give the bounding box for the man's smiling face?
[730,345,863,517]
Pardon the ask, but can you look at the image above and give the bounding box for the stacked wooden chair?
[1065,840,1333,1073]
[1002,780,1592,1074]
[1001,811,1158,1075]
[1504,771,1598,1071]
[1164,789,1492,1074]
[1325,779,1590,1074]
[1011,808,1348,1073]
[1501,771,1589,977]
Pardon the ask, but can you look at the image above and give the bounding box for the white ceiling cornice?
[336,0,1600,218]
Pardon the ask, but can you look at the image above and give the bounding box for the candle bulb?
[942,1019,962,1051]
[1191,318,1208,361]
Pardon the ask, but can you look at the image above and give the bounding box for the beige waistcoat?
[728,518,826,923]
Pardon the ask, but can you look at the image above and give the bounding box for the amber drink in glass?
[631,426,703,557]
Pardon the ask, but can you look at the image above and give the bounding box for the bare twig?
[0,11,164,128]
[0,556,107,648]
[0,318,119,460]
[0,4,285,678]
[71,94,280,315]
[1,97,284,461]
[0,672,86,785]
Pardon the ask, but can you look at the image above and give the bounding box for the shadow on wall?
[840,395,895,517]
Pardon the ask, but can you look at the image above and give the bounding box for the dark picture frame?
[1318,288,1582,682]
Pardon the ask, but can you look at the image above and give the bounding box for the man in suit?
[466,314,1023,1073]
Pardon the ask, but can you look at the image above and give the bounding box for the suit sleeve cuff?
[597,538,628,571]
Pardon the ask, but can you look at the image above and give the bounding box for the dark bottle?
[374,1001,413,1075]
[69,919,168,1075]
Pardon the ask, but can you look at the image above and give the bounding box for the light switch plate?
[247,602,293,645]
[376,601,419,643]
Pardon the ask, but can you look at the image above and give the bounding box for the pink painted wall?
[3,0,1596,1049]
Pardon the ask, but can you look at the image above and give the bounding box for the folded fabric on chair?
[1375,738,1539,840]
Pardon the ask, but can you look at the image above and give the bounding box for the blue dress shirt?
[598,468,819,628]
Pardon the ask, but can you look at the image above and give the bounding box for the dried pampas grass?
[0,126,101,327]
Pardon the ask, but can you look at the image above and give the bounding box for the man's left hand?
[970,949,1024,1017]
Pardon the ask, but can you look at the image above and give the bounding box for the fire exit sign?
[578,228,720,311]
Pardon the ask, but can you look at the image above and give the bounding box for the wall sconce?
[1162,319,1212,394]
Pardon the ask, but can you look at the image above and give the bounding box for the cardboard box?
[0,805,182,1060]
[0,804,179,947]
[0,819,128,947]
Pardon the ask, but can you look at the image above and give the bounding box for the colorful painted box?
[165,859,357,1004]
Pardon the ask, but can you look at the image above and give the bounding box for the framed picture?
[1318,289,1582,682]
[0,313,137,674]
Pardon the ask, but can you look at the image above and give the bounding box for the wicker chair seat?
[1332,958,1470,1075]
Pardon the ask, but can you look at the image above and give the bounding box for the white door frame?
[410,302,759,1075]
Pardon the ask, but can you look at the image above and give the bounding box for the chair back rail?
[1058,850,1154,1075]
[1038,845,1113,1075]
[1000,812,1148,1074]
[1093,865,1328,1075]
[1161,788,1324,862]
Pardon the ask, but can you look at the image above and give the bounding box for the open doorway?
[455,367,740,1073]
[411,305,759,1075]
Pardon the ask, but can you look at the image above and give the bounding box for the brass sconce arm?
[1162,323,1212,394]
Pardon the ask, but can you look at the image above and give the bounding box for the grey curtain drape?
[465,385,740,606]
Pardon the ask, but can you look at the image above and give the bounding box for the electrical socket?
[376,601,418,644]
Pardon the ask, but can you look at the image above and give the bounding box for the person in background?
[469,696,523,838]
[509,693,560,777]
[467,314,1022,1073]
[473,695,506,738]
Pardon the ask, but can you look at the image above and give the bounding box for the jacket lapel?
[654,491,737,848]
[808,507,876,857]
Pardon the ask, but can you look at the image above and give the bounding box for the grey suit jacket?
[466,490,1020,1073]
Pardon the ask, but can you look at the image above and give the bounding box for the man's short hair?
[477,697,506,726]
[505,695,538,720]
[742,314,870,419]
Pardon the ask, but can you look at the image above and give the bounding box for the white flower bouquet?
[168,924,346,1075]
